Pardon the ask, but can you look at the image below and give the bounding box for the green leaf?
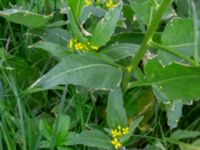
[166,101,183,129]
[31,53,122,90]
[68,8,88,42]
[72,130,113,149]
[179,143,200,150]
[158,18,196,64]
[101,43,139,61]
[79,6,106,25]
[124,88,154,123]
[107,87,127,129]
[89,2,122,47]
[55,115,70,145]
[29,41,71,59]
[0,80,3,101]
[131,58,200,103]
[193,139,200,146]
[171,129,200,140]
[175,0,190,17]
[129,0,152,25]
[0,9,51,28]
[39,120,52,141]
[68,0,84,20]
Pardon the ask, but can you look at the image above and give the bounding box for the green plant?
[0,0,200,149]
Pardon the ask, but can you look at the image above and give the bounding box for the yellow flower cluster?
[106,0,115,10]
[68,38,98,51]
[85,0,116,10]
[111,126,129,149]
[85,0,92,6]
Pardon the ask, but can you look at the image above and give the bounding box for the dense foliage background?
[0,0,200,149]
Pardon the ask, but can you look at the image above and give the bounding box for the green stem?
[191,1,199,66]
[148,40,195,65]
[150,0,159,9]
[128,0,173,73]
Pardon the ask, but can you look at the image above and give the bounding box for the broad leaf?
[72,130,113,149]
[29,41,71,59]
[101,43,139,61]
[89,1,122,47]
[107,87,127,129]
[0,9,51,28]
[131,58,200,103]
[31,53,122,90]
[158,18,199,64]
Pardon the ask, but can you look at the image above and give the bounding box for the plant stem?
[148,40,195,65]
[150,0,159,9]
[128,0,173,73]
[191,1,199,66]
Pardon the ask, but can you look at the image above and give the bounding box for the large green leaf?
[31,53,122,90]
[0,9,51,28]
[158,18,197,64]
[107,87,127,129]
[101,43,139,61]
[72,130,113,149]
[89,1,122,47]
[131,58,200,103]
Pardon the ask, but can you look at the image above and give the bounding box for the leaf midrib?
[133,74,200,87]
[40,63,119,83]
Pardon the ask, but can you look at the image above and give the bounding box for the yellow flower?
[111,138,122,149]
[68,38,98,51]
[127,66,132,73]
[106,0,115,10]
[85,0,92,6]
[87,42,99,51]
[69,39,73,49]
[111,129,122,138]
[122,127,129,135]
[90,45,98,50]
[75,42,85,50]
